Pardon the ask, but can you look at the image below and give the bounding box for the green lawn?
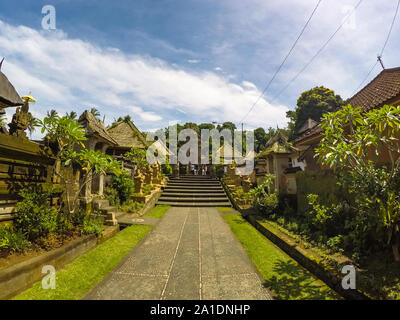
[222,214,341,300]
[216,206,233,212]
[13,224,152,300]
[144,205,170,218]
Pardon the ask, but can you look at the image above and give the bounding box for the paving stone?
[85,206,272,300]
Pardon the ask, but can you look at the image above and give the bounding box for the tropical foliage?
[316,104,400,261]
[248,174,278,216]
[39,111,121,214]
[286,86,343,138]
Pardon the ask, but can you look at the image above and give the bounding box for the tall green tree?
[217,121,237,133]
[316,104,400,261]
[198,123,215,131]
[90,107,101,119]
[287,86,343,138]
[254,127,268,153]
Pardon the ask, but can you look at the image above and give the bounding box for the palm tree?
[27,116,39,137]
[47,109,58,118]
[90,108,100,119]
[66,111,77,120]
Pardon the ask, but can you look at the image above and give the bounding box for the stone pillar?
[227,164,238,185]
[82,138,97,201]
[242,176,251,193]
[173,164,179,178]
[98,144,109,196]
[144,165,152,185]
[134,171,144,194]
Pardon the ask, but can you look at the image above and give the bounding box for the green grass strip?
[144,205,170,218]
[223,214,341,300]
[216,207,233,212]
[13,224,152,300]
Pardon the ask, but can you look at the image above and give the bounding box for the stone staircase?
[157,175,232,207]
[92,199,120,226]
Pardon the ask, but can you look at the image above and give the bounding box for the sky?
[0,0,399,139]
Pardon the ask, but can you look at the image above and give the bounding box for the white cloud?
[128,105,162,122]
[0,19,288,137]
[187,59,200,64]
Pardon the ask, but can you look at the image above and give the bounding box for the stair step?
[166,183,222,186]
[169,178,218,181]
[92,199,110,210]
[99,206,118,214]
[163,189,225,194]
[173,175,214,179]
[157,201,232,207]
[160,192,226,197]
[159,176,231,207]
[165,185,223,189]
[159,197,229,202]
[167,186,222,189]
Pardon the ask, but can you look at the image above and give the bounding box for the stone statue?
[134,171,144,194]
[8,100,33,139]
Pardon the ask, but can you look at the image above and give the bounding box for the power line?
[270,0,364,103]
[239,0,323,123]
[352,0,400,96]
[380,0,400,56]
[352,61,378,95]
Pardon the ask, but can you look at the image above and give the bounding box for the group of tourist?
[190,164,208,176]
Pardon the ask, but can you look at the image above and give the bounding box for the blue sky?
[0,0,399,137]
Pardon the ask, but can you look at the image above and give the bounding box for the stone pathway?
[85,207,272,300]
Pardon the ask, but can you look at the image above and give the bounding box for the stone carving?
[144,165,152,185]
[8,100,33,139]
[241,176,252,193]
[227,164,239,185]
[134,171,144,194]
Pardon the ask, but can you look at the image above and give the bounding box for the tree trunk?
[392,231,400,262]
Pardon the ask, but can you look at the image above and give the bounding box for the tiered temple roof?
[0,71,23,110]
[107,118,148,150]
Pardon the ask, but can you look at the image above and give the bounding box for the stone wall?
[0,134,63,224]
[295,169,342,213]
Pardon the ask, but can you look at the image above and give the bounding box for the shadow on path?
[265,259,337,300]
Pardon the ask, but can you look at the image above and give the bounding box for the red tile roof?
[346,67,400,111]
[294,67,400,145]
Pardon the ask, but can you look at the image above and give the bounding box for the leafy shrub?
[215,165,225,178]
[256,192,279,216]
[0,226,31,253]
[15,188,58,241]
[249,174,278,216]
[70,209,88,227]
[162,161,172,175]
[125,147,148,171]
[81,217,102,236]
[111,171,134,204]
[306,194,342,236]
[104,187,120,206]
[142,184,154,196]
[326,235,344,252]
[56,214,73,235]
[119,200,143,213]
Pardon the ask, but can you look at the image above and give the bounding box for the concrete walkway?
[85,207,272,300]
